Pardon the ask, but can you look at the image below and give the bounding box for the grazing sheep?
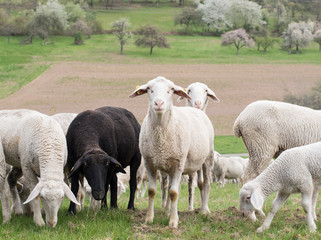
[239,141,321,233]
[213,153,248,187]
[67,106,141,215]
[178,82,220,211]
[129,76,214,228]
[233,100,321,184]
[0,109,79,227]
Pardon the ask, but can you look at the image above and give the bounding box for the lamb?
[0,109,79,227]
[67,106,141,215]
[239,141,321,233]
[129,76,215,228]
[213,153,248,187]
[233,100,321,184]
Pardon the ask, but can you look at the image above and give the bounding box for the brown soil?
[1,62,320,135]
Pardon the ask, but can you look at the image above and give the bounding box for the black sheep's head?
[69,152,125,200]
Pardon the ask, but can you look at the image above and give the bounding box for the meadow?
[1,3,321,239]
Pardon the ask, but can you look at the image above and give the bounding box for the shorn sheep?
[0,109,79,227]
[67,106,141,214]
[239,141,321,233]
[178,82,220,211]
[129,76,215,228]
[233,100,321,184]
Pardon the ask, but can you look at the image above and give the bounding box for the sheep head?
[178,82,220,111]
[129,76,191,116]
[24,179,80,227]
[239,181,264,222]
[69,152,125,200]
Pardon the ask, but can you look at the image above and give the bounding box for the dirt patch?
[1,62,320,135]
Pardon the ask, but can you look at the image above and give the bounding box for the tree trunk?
[289,47,292,54]
[319,44,321,51]
[236,47,239,55]
[257,43,260,51]
[7,34,10,43]
[90,0,93,7]
[150,46,153,55]
[120,44,124,55]
[296,44,299,52]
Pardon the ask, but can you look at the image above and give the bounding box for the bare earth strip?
[1,62,320,135]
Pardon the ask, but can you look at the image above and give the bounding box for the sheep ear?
[69,157,85,179]
[129,84,148,98]
[63,182,81,205]
[24,182,43,204]
[173,85,191,100]
[109,157,126,174]
[207,88,220,103]
[250,188,264,211]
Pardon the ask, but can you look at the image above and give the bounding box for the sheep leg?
[68,173,80,215]
[160,171,169,210]
[0,147,11,223]
[141,180,147,198]
[22,162,45,226]
[200,160,211,214]
[257,192,290,233]
[145,161,157,224]
[197,169,204,201]
[110,174,118,209]
[7,166,23,215]
[301,191,317,233]
[311,186,320,221]
[128,154,140,210]
[167,171,181,229]
[188,172,196,211]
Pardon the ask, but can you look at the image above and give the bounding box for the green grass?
[1,182,321,239]
[215,135,247,154]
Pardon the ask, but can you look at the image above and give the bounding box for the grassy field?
[1,179,321,239]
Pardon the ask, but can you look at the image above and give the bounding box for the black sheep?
[67,106,141,214]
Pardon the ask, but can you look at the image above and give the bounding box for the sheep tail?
[233,118,242,138]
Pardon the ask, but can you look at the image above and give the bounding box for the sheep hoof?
[169,218,178,229]
[145,214,154,224]
[200,207,210,215]
[2,215,11,223]
[257,226,264,233]
[309,223,317,233]
[35,218,45,227]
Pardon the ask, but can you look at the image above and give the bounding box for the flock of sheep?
[1,76,321,234]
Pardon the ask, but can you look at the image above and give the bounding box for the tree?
[111,18,132,55]
[197,0,232,33]
[0,9,15,43]
[221,28,255,54]
[314,30,321,51]
[65,2,86,23]
[282,21,314,54]
[227,0,265,32]
[27,0,68,44]
[70,20,91,45]
[174,7,202,33]
[135,25,170,55]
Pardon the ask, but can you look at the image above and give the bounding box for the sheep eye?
[205,89,208,93]
[188,90,191,94]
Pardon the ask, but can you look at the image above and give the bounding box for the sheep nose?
[154,100,164,108]
[47,220,57,228]
[194,100,202,109]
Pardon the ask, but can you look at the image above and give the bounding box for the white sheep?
[233,100,321,184]
[0,109,79,227]
[51,113,77,135]
[129,76,214,228]
[239,141,321,233]
[178,82,219,211]
[213,153,248,187]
